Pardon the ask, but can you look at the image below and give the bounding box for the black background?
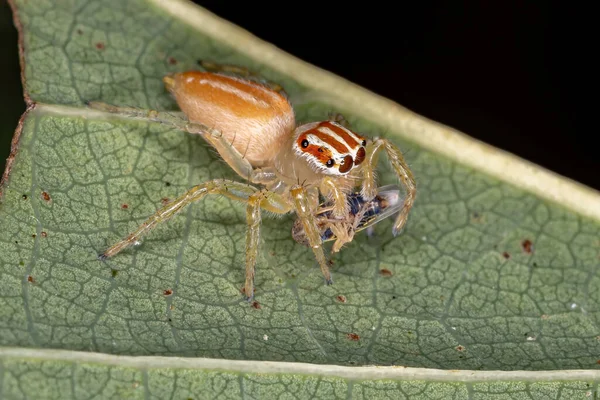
[1,1,595,190]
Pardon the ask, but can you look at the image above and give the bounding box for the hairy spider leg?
[360,138,416,236]
[99,179,293,301]
[291,185,333,286]
[319,176,350,218]
[327,112,351,129]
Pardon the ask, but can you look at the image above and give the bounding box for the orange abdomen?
[164,71,295,167]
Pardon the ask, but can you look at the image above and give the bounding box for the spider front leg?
[291,185,333,285]
[361,138,416,236]
[320,177,349,218]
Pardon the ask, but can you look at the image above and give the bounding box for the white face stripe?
[338,124,365,148]
[315,126,352,154]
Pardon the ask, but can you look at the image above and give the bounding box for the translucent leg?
[361,138,416,236]
[98,179,258,260]
[239,188,293,300]
[290,185,332,285]
[198,60,285,94]
[320,176,349,218]
[86,101,274,184]
[328,112,351,128]
[329,222,355,253]
[99,178,295,302]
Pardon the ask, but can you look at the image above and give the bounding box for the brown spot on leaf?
[456,345,465,352]
[95,42,105,50]
[31,234,36,238]
[163,289,173,296]
[347,333,360,341]
[336,295,347,303]
[76,28,83,35]
[471,211,484,222]
[41,231,47,238]
[121,204,128,210]
[21,194,28,200]
[380,268,393,277]
[41,191,50,202]
[251,301,261,309]
[502,252,511,259]
[522,239,533,254]
[168,57,177,65]
[27,275,34,283]
[161,198,170,205]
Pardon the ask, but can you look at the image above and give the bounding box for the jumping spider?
[92,61,416,301]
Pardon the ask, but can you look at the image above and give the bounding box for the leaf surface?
[2,0,600,398]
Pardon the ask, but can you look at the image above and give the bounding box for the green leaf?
[2,0,600,398]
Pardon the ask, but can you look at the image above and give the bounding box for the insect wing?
[347,184,405,236]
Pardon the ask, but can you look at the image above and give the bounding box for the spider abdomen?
[164,71,295,167]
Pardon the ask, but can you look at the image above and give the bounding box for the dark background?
[1,1,595,190]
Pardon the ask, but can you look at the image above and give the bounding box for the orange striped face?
[295,121,368,175]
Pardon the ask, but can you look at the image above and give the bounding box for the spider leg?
[243,189,293,301]
[329,222,355,253]
[328,112,352,128]
[98,179,258,260]
[360,138,416,236]
[86,101,275,185]
[197,60,286,95]
[98,179,292,302]
[290,185,333,285]
[320,177,349,218]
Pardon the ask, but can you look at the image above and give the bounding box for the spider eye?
[355,147,366,165]
[362,140,367,146]
[326,159,334,168]
[301,139,309,148]
[339,155,354,173]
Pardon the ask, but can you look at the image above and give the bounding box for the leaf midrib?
[2,346,600,383]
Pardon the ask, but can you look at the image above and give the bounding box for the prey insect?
[92,61,416,301]
[292,184,405,253]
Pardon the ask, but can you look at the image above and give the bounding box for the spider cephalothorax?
[294,120,367,175]
[94,61,416,301]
